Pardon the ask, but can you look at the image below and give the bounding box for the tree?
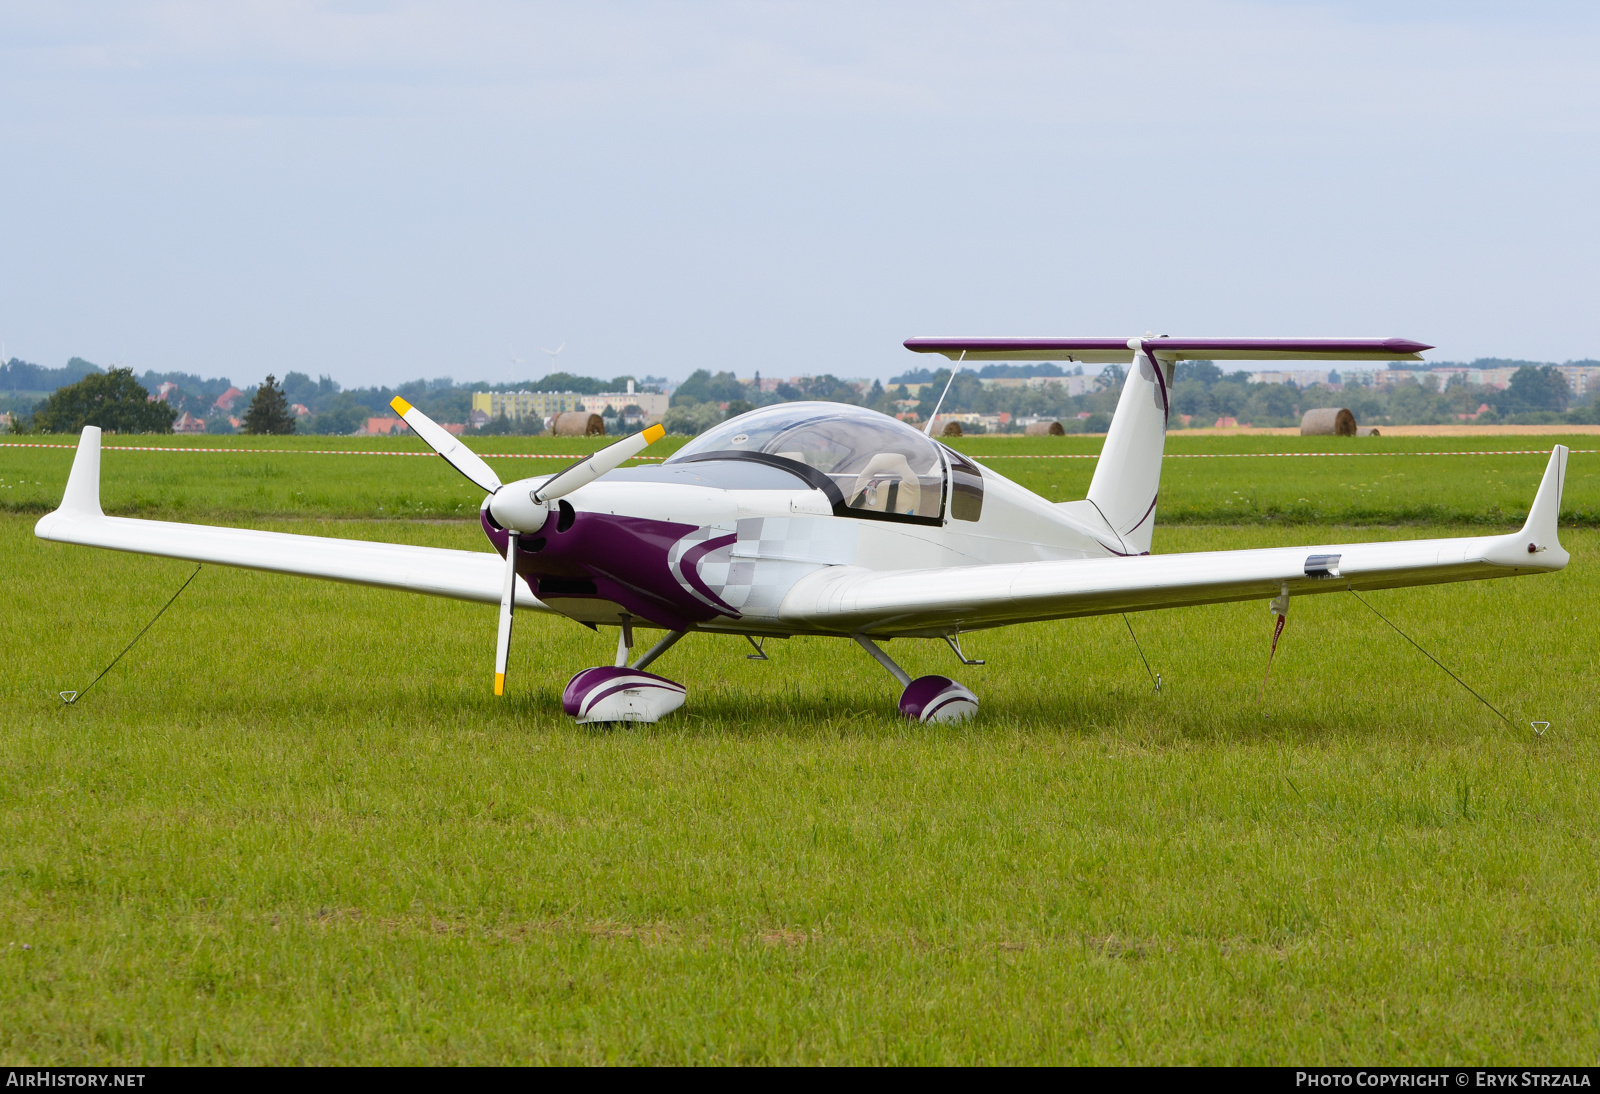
[242,374,297,434]
[1173,360,1222,386]
[32,367,177,434]
[308,394,371,435]
[662,402,724,435]
[1502,366,1569,414]
[672,369,749,407]
[1095,364,1127,393]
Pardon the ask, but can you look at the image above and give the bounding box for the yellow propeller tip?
[494,672,505,696]
[391,396,413,416]
[642,423,666,443]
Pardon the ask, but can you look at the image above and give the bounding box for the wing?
[779,448,1569,637]
[34,427,548,611]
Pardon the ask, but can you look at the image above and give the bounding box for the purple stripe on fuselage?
[678,533,741,617]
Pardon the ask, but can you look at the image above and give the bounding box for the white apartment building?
[579,380,669,421]
[976,375,1095,396]
[472,381,668,426]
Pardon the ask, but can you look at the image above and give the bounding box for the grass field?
[2,434,1598,1064]
[4,430,1599,524]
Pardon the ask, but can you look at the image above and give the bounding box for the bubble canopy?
[666,402,948,524]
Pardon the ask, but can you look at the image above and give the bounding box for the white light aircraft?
[36,336,1569,723]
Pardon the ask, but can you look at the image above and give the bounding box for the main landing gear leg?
[631,630,686,671]
[562,627,688,725]
[852,635,979,724]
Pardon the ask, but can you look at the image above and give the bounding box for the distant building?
[1556,365,1600,397]
[473,384,667,426]
[978,375,1094,396]
[471,390,587,425]
[942,411,1010,432]
[361,417,405,436]
[1248,370,1328,387]
[1214,416,1240,428]
[150,381,178,402]
[578,388,668,423]
[173,412,207,434]
[291,403,311,419]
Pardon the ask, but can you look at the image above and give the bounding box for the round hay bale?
[1300,407,1357,436]
[550,411,606,437]
[1356,426,1380,437]
[941,420,963,437]
[1024,421,1065,436]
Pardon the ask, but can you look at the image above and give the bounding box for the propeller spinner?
[390,397,666,695]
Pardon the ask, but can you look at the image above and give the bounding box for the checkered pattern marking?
[668,517,858,623]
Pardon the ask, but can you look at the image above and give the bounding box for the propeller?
[391,397,501,493]
[390,397,666,695]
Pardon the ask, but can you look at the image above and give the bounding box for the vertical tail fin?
[1085,340,1170,555]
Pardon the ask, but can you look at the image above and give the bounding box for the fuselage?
[479,402,1127,637]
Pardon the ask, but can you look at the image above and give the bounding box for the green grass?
[4,431,1596,525]
[3,476,1598,1062]
[954,432,1600,526]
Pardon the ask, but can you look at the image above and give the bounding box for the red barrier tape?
[2,443,1594,460]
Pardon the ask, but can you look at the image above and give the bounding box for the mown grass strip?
[2,516,1595,1063]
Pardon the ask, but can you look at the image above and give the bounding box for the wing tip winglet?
[36,426,104,540]
[391,396,413,416]
[642,424,665,443]
[1499,444,1568,570]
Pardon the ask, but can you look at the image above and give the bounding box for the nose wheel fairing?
[563,666,688,724]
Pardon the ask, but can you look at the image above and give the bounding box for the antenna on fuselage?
[924,351,964,437]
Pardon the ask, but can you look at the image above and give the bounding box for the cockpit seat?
[848,452,921,515]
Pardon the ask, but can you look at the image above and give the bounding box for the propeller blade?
[534,423,666,502]
[494,531,519,695]
[391,397,502,494]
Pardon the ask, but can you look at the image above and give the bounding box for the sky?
[2,1,1598,388]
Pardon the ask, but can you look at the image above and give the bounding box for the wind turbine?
[540,342,566,377]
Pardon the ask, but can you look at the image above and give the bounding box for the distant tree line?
[3,360,665,435]
[652,358,1600,435]
[5,353,1599,437]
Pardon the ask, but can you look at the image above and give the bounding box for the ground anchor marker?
[60,564,203,706]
